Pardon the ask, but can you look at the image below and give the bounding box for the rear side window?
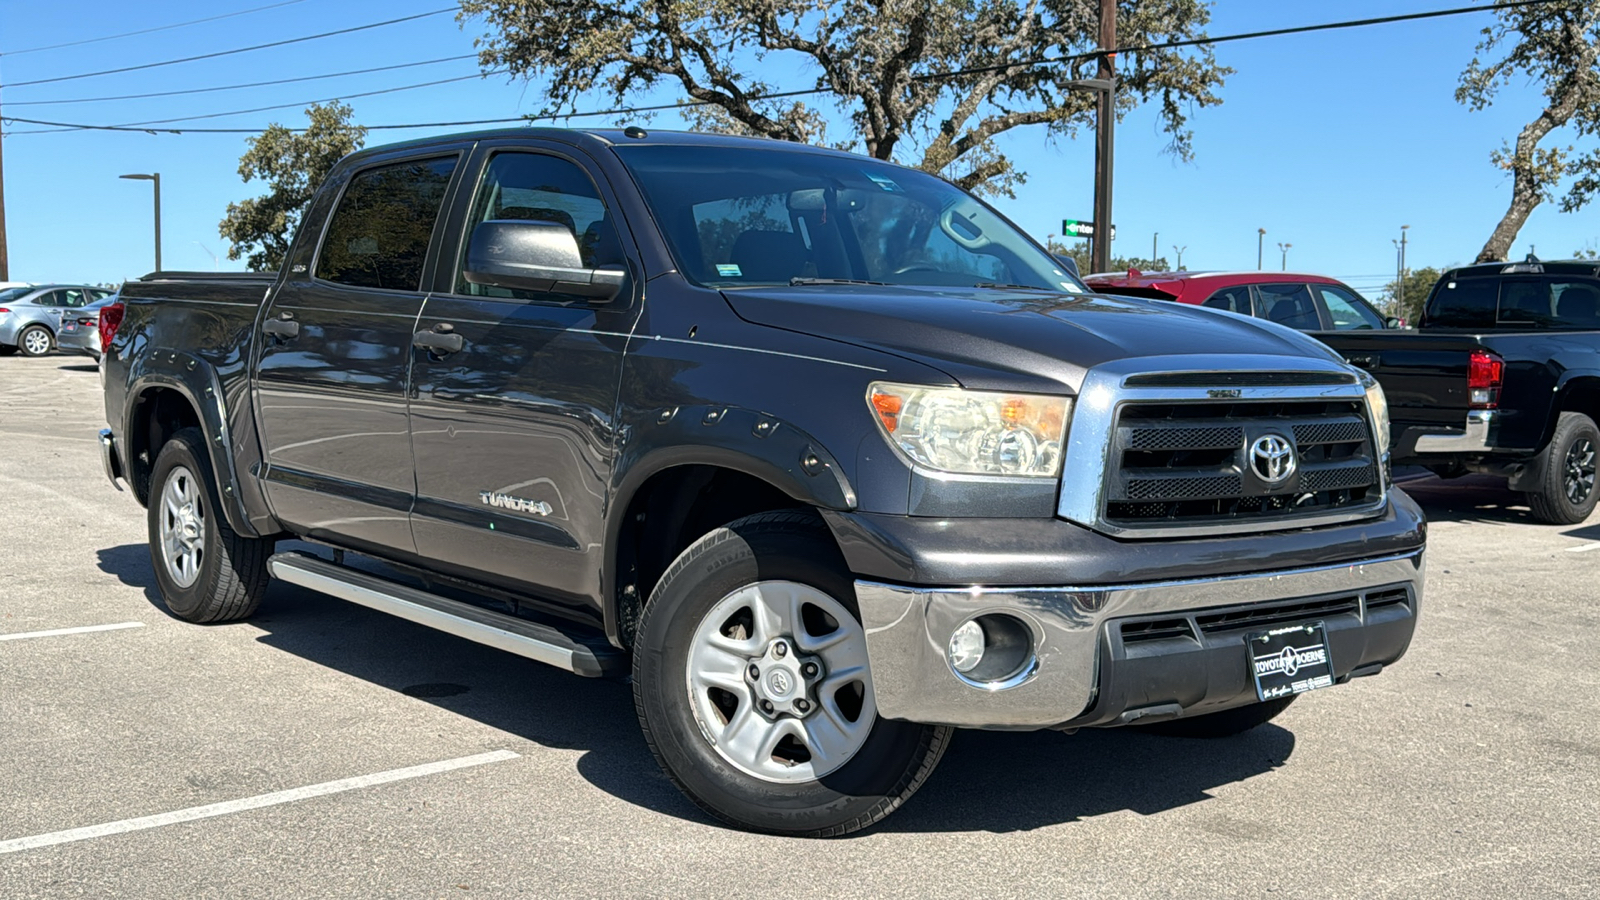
[317,156,458,291]
[1256,283,1322,330]
[1497,277,1600,328]
[1427,278,1498,327]
[1202,286,1251,314]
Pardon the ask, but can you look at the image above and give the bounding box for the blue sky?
[2,0,1596,298]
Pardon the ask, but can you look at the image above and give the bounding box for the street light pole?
[1393,224,1409,315]
[1152,232,1158,266]
[1278,242,1292,271]
[1090,0,1116,274]
[1257,228,1266,269]
[120,173,162,273]
[1172,245,1186,271]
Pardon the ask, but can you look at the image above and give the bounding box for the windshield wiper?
[973,282,1065,293]
[788,277,888,286]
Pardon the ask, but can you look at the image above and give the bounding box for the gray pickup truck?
[100,128,1424,836]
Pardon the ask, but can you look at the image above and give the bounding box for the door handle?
[413,328,464,354]
[1345,353,1380,370]
[262,317,300,338]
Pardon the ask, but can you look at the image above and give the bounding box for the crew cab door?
[407,143,641,614]
[254,150,462,553]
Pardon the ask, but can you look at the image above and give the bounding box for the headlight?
[1364,377,1391,455]
[867,382,1070,477]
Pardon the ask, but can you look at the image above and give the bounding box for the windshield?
[614,144,1084,293]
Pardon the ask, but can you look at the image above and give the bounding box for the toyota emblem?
[1250,434,1298,484]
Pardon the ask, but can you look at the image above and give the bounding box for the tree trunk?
[1476,167,1543,263]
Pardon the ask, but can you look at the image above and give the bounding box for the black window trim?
[308,146,469,297]
[434,139,639,308]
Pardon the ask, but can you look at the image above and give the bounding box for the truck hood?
[722,285,1342,393]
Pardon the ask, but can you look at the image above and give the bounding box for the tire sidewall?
[635,521,936,833]
[146,430,227,621]
[1542,414,1600,523]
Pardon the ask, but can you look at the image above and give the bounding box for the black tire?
[633,511,952,837]
[1526,412,1600,525]
[16,325,54,357]
[146,427,272,622]
[1135,696,1297,739]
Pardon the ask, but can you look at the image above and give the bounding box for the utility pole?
[1257,228,1266,269]
[1172,245,1186,270]
[1393,224,1409,314]
[0,86,10,282]
[1090,0,1116,274]
[1278,242,1292,271]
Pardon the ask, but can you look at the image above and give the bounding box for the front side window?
[1497,277,1600,328]
[454,152,621,300]
[317,156,458,291]
[1202,286,1251,314]
[616,144,1083,294]
[1256,283,1322,330]
[1316,285,1385,330]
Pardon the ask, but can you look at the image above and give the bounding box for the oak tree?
[1458,2,1600,262]
[219,102,367,271]
[460,0,1228,195]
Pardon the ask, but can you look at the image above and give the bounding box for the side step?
[266,551,627,678]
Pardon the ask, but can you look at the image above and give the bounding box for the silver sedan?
[57,295,121,359]
[0,284,114,357]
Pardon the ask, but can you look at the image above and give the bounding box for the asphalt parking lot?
[1,355,1597,898]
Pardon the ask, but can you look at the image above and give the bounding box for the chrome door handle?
[262,318,300,338]
[413,329,464,353]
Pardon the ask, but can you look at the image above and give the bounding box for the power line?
[0,8,457,89]
[3,55,479,106]
[28,71,506,134]
[0,0,1563,136]
[0,0,314,57]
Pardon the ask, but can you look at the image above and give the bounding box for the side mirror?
[1384,316,1404,329]
[463,220,626,303]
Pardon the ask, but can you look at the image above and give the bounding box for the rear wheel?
[1527,412,1599,525]
[633,511,952,837]
[146,428,272,622]
[17,325,53,357]
[1136,696,1297,739]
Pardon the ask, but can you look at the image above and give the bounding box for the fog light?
[948,620,985,673]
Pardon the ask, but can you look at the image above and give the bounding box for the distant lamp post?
[1172,244,1187,271]
[1257,228,1267,269]
[120,173,162,273]
[1393,224,1410,313]
[1278,242,1292,271]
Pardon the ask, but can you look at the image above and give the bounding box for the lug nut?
[801,662,818,677]
[748,664,761,679]
[760,700,774,713]
[795,698,810,713]
[773,642,788,658]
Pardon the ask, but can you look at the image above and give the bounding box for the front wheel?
[1526,412,1599,525]
[633,511,952,837]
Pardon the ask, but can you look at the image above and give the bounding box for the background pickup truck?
[1319,258,1600,524]
[100,127,1424,837]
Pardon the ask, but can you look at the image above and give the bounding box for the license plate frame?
[1247,621,1335,701]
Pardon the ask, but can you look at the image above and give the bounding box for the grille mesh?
[1294,419,1367,445]
[1128,426,1243,451]
[1126,475,1242,502]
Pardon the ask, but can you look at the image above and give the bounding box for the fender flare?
[600,404,858,644]
[124,349,267,538]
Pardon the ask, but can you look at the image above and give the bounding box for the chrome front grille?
[1054,355,1388,539]
[1104,399,1382,527]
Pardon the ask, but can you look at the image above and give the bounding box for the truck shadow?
[1395,474,1542,525]
[95,541,1295,834]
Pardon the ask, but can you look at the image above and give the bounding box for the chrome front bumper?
[855,550,1424,729]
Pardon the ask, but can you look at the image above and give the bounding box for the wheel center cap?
[766,670,793,697]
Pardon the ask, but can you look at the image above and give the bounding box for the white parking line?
[0,750,520,855]
[0,622,146,642]
[1565,542,1600,553]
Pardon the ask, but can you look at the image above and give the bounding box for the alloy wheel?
[1565,438,1596,505]
[159,465,207,588]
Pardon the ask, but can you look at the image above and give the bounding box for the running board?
[266,551,626,678]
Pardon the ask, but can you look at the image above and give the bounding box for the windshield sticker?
[1060,282,1084,293]
[716,264,743,278]
[864,171,904,193]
